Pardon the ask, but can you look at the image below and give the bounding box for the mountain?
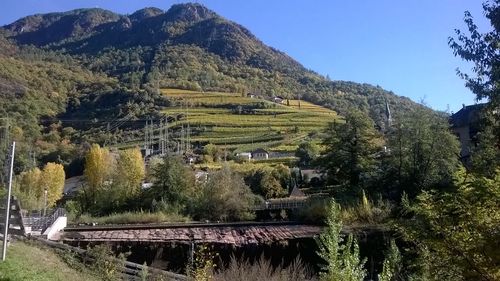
[0,3,424,171]
[2,3,416,115]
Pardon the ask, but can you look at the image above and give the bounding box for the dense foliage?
[398,169,500,281]
[319,110,382,192]
[316,200,367,281]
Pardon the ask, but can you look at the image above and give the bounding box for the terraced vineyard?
[162,89,339,153]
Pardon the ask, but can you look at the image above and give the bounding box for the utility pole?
[165,117,169,155]
[144,121,148,151]
[180,125,185,155]
[2,141,15,261]
[159,118,164,155]
[186,102,190,154]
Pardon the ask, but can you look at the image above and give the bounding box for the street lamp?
[43,188,48,217]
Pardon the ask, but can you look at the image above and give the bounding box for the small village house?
[251,148,269,160]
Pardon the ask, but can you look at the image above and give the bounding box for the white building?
[236,152,252,161]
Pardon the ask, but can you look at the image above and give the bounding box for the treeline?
[62,145,261,222]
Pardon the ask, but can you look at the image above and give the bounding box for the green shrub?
[316,200,367,281]
[85,244,127,281]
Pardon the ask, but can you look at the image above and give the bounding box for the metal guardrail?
[24,208,66,234]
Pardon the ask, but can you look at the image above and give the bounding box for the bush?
[316,200,367,281]
[298,197,330,223]
[192,165,259,221]
[85,244,128,281]
[340,191,392,225]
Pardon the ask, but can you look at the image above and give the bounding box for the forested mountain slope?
[0,3,426,172]
[2,3,421,127]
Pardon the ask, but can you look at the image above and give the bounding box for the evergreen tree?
[320,109,382,190]
[385,108,460,197]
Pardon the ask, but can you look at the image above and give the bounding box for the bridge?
[63,221,322,246]
[253,197,309,211]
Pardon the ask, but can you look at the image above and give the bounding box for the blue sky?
[0,0,490,112]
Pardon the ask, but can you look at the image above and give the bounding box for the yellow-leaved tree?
[84,144,113,191]
[115,147,145,199]
[13,168,43,211]
[39,163,65,207]
[83,144,114,209]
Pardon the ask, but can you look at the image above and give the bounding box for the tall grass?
[71,211,190,225]
[214,256,316,281]
[340,191,393,225]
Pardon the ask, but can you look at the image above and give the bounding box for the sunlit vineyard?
[161,89,339,153]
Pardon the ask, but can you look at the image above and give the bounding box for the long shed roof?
[64,224,321,245]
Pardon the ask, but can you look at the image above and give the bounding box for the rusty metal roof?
[63,224,322,245]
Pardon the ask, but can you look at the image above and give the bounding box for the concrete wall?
[43,216,67,241]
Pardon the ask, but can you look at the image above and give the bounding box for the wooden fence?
[31,236,187,281]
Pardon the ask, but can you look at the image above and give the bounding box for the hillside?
[0,3,425,173]
[160,88,337,154]
[0,240,99,281]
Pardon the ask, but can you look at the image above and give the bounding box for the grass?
[0,239,100,281]
[71,210,191,225]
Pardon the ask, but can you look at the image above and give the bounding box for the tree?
[449,1,500,178]
[385,108,460,197]
[295,141,320,167]
[84,144,113,191]
[469,122,500,178]
[15,164,65,210]
[316,199,367,281]
[202,143,221,162]
[194,165,258,221]
[115,147,145,199]
[320,109,382,189]
[449,0,500,110]
[150,155,195,212]
[259,170,286,199]
[398,168,500,281]
[13,168,43,211]
[83,144,114,208]
[39,162,65,207]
